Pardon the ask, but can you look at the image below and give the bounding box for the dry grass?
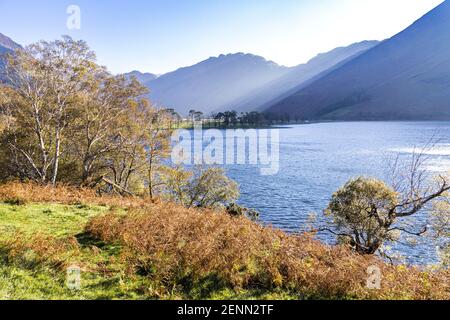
[0,182,448,300]
[0,232,80,270]
[0,182,150,209]
[86,206,450,300]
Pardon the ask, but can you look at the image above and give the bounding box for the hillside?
[142,53,290,116]
[267,1,450,120]
[231,41,379,112]
[131,42,379,116]
[0,33,21,80]
[0,33,20,54]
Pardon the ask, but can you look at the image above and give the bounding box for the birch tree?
[1,36,98,184]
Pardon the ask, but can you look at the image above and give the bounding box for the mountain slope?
[0,33,21,54]
[124,70,158,84]
[267,1,450,120]
[231,41,379,112]
[0,33,21,80]
[144,53,290,115]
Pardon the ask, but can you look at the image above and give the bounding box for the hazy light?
[0,0,444,73]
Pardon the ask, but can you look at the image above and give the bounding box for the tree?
[1,36,99,185]
[99,102,146,194]
[0,36,243,211]
[324,177,400,254]
[188,109,196,126]
[430,192,450,266]
[0,36,170,194]
[72,74,148,186]
[214,112,225,127]
[142,108,173,199]
[323,167,449,256]
[194,111,204,122]
[98,99,172,197]
[1,49,55,183]
[161,166,240,209]
[163,108,181,128]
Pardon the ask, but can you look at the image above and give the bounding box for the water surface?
[222,122,450,264]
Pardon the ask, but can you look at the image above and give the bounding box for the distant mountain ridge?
[228,41,380,112]
[141,53,290,116]
[124,70,158,84]
[1,34,380,118]
[3,0,449,122]
[267,1,450,120]
[0,33,21,53]
[0,33,21,81]
[130,42,379,116]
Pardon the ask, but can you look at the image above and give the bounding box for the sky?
[0,0,445,74]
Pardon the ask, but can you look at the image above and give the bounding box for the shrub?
[226,203,260,221]
[3,197,28,206]
[325,177,399,254]
[0,182,150,209]
[0,232,80,270]
[86,204,450,300]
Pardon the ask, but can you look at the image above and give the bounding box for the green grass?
[0,202,141,300]
[0,202,297,300]
[0,203,108,238]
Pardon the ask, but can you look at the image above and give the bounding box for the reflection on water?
[222,122,450,265]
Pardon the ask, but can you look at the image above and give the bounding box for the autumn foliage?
[0,181,150,208]
[0,182,448,299]
[85,202,449,300]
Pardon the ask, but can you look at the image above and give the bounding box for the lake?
[219,122,450,265]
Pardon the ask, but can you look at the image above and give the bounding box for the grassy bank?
[0,183,448,300]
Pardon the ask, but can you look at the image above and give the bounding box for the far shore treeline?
[162,109,299,129]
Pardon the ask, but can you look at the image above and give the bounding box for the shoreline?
[175,119,450,130]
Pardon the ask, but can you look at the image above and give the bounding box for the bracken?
[0,182,448,300]
[86,207,449,300]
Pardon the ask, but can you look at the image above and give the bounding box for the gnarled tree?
[322,145,450,256]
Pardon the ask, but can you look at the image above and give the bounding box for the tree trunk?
[33,104,49,183]
[51,128,61,186]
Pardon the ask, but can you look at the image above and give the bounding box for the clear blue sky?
[0,0,444,74]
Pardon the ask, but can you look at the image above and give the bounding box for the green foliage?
[0,201,296,300]
[161,166,240,209]
[325,167,450,257]
[431,195,450,267]
[325,177,400,254]
[0,37,241,212]
[226,203,260,221]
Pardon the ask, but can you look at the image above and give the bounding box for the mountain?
[0,33,21,80]
[143,53,290,116]
[267,1,450,120]
[124,70,158,84]
[230,41,379,112]
[0,33,21,54]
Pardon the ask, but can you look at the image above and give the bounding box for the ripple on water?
[221,122,450,265]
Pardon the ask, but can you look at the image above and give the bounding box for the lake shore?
[0,182,448,300]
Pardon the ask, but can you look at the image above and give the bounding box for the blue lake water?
[218,122,450,265]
